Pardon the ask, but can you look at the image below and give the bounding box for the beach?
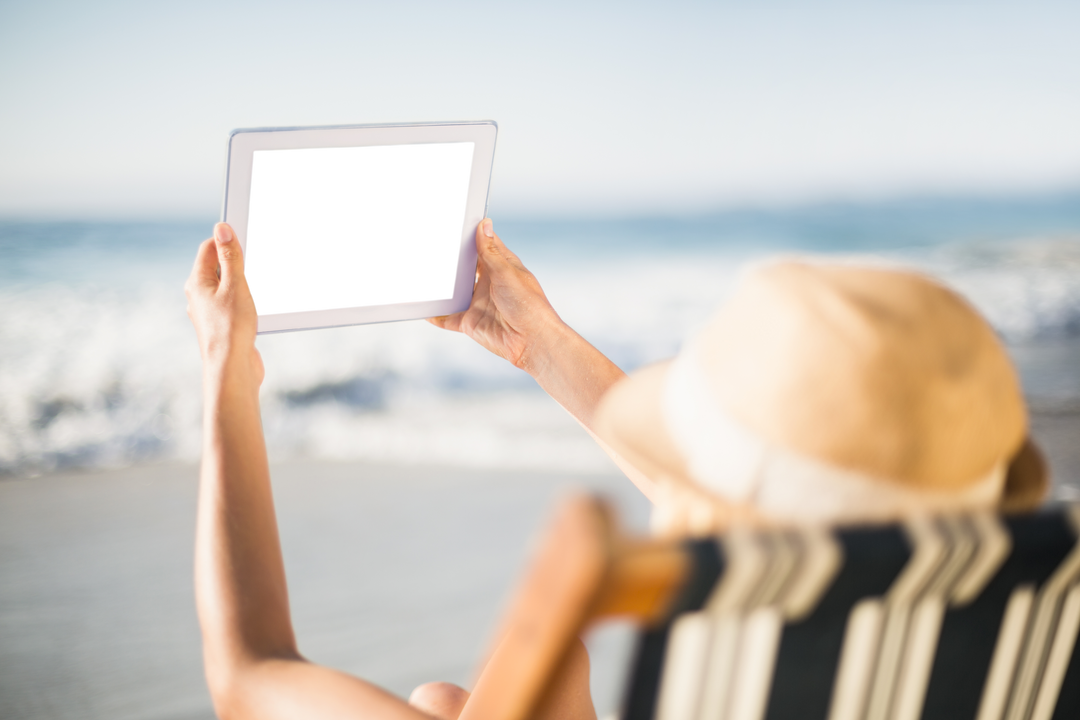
[1,406,1078,720]
[0,459,652,720]
[3,205,1080,719]
[4,0,1080,712]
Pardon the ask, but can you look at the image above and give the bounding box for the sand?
[0,408,1077,720]
[1030,407,1080,499]
[0,462,649,720]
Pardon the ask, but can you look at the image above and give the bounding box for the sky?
[0,0,1078,218]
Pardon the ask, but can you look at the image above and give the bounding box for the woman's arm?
[430,219,661,503]
[186,223,429,720]
[186,221,609,720]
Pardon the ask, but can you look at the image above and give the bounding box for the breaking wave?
[2,214,1079,476]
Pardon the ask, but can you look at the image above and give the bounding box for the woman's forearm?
[518,319,626,429]
[196,357,298,680]
[518,320,662,503]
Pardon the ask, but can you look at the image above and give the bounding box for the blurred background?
[1,1,1079,719]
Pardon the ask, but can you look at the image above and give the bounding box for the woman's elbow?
[202,649,303,720]
[203,654,252,720]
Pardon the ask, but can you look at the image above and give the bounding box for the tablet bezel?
[222,121,497,334]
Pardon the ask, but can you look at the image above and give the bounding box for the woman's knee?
[535,638,597,720]
[409,681,470,720]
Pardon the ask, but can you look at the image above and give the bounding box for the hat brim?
[595,361,1051,515]
[594,360,695,490]
[1002,436,1050,513]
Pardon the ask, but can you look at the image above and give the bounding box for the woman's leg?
[409,638,596,720]
[409,682,470,720]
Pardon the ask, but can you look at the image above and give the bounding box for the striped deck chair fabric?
[460,498,1080,720]
[626,506,1080,720]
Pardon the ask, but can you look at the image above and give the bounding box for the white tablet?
[222,121,497,334]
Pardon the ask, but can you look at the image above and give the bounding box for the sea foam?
[1,219,1079,476]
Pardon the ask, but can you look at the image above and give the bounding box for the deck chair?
[458,496,1080,720]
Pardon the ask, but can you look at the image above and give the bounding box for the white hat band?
[661,339,1005,524]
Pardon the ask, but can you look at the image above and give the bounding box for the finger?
[479,218,523,265]
[466,259,494,315]
[213,222,245,286]
[429,256,490,333]
[475,219,524,273]
[488,231,524,268]
[428,312,464,332]
[188,238,219,290]
[477,218,511,261]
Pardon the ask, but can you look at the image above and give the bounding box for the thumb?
[214,223,244,284]
[476,218,503,260]
[428,312,464,333]
[475,218,522,271]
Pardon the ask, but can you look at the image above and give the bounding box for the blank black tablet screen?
[244,142,475,315]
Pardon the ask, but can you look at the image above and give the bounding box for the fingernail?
[482,219,493,238]
[214,223,233,244]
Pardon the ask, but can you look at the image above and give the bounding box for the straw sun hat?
[595,259,1048,530]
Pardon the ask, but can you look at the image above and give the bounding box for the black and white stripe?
[618,505,1080,720]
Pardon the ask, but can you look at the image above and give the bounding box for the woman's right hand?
[185,222,264,387]
[429,219,563,373]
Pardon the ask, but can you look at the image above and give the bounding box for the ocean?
[3,193,1080,479]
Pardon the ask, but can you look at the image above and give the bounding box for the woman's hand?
[430,218,628,429]
[185,223,264,385]
[429,219,662,501]
[429,219,562,372]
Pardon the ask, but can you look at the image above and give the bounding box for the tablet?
[222,121,497,334]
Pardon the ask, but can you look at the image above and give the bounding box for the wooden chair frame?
[458,495,687,720]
